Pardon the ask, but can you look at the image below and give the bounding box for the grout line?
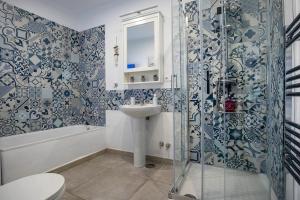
[67,166,112,193]
[127,179,149,200]
[66,191,87,200]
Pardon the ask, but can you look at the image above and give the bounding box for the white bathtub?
[0,125,106,184]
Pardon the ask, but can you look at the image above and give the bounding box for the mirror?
[123,12,163,84]
[127,22,155,68]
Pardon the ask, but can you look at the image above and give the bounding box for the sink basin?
[120,104,161,118]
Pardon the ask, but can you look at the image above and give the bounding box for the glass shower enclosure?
[171,0,285,199]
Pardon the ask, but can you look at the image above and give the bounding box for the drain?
[145,163,155,168]
[184,194,197,199]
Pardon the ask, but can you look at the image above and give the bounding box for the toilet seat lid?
[0,173,65,200]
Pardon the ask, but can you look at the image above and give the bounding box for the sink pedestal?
[131,118,146,167]
[120,104,161,168]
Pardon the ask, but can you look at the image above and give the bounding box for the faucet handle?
[140,99,145,105]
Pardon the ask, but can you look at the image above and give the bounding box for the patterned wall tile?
[186,0,269,173]
[0,1,105,136]
[106,88,174,113]
[267,0,285,198]
[79,25,105,126]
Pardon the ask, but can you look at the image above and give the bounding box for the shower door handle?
[206,70,210,94]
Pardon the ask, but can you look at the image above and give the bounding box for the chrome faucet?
[140,99,146,105]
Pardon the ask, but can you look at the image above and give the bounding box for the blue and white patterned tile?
[267,0,285,197]
[106,90,123,110]
[0,1,107,135]
[185,0,270,173]
[79,25,105,65]
[106,88,173,113]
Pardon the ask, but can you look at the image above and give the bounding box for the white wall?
[106,111,173,159]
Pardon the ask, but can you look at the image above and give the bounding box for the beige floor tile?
[61,152,130,191]
[150,164,173,185]
[60,152,172,200]
[61,159,109,191]
[61,163,99,191]
[62,191,85,200]
[87,152,132,169]
[119,160,165,179]
[72,167,147,200]
[129,180,170,200]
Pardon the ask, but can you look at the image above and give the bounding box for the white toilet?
[0,173,65,200]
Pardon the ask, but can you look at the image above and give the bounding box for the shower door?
[199,0,272,199]
[171,0,190,192]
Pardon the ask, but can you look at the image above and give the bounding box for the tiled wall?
[0,1,105,136]
[267,0,285,198]
[0,1,79,136]
[186,0,269,173]
[79,26,106,126]
[106,89,174,112]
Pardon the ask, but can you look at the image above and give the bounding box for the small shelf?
[124,67,159,73]
[124,67,161,85]
[217,79,237,85]
[218,111,245,114]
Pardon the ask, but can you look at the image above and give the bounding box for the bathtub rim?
[0,126,105,152]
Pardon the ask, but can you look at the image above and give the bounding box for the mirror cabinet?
[123,12,163,85]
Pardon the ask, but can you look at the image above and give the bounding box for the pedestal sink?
[120,104,161,167]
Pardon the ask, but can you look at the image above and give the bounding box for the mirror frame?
[122,12,164,84]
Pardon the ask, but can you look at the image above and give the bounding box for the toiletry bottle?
[225,94,236,112]
[130,76,135,83]
[219,96,225,111]
[141,75,146,82]
[153,94,158,105]
[236,97,243,112]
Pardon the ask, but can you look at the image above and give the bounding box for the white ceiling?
[34,0,114,15]
[5,0,126,30]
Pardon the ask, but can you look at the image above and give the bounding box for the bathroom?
[0,0,299,199]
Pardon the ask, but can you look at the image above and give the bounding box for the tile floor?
[59,152,269,200]
[60,151,172,200]
[179,163,270,200]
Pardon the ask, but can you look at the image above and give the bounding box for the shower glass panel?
[172,0,190,192]
[198,0,226,199]
[223,0,271,199]
[171,0,281,199]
